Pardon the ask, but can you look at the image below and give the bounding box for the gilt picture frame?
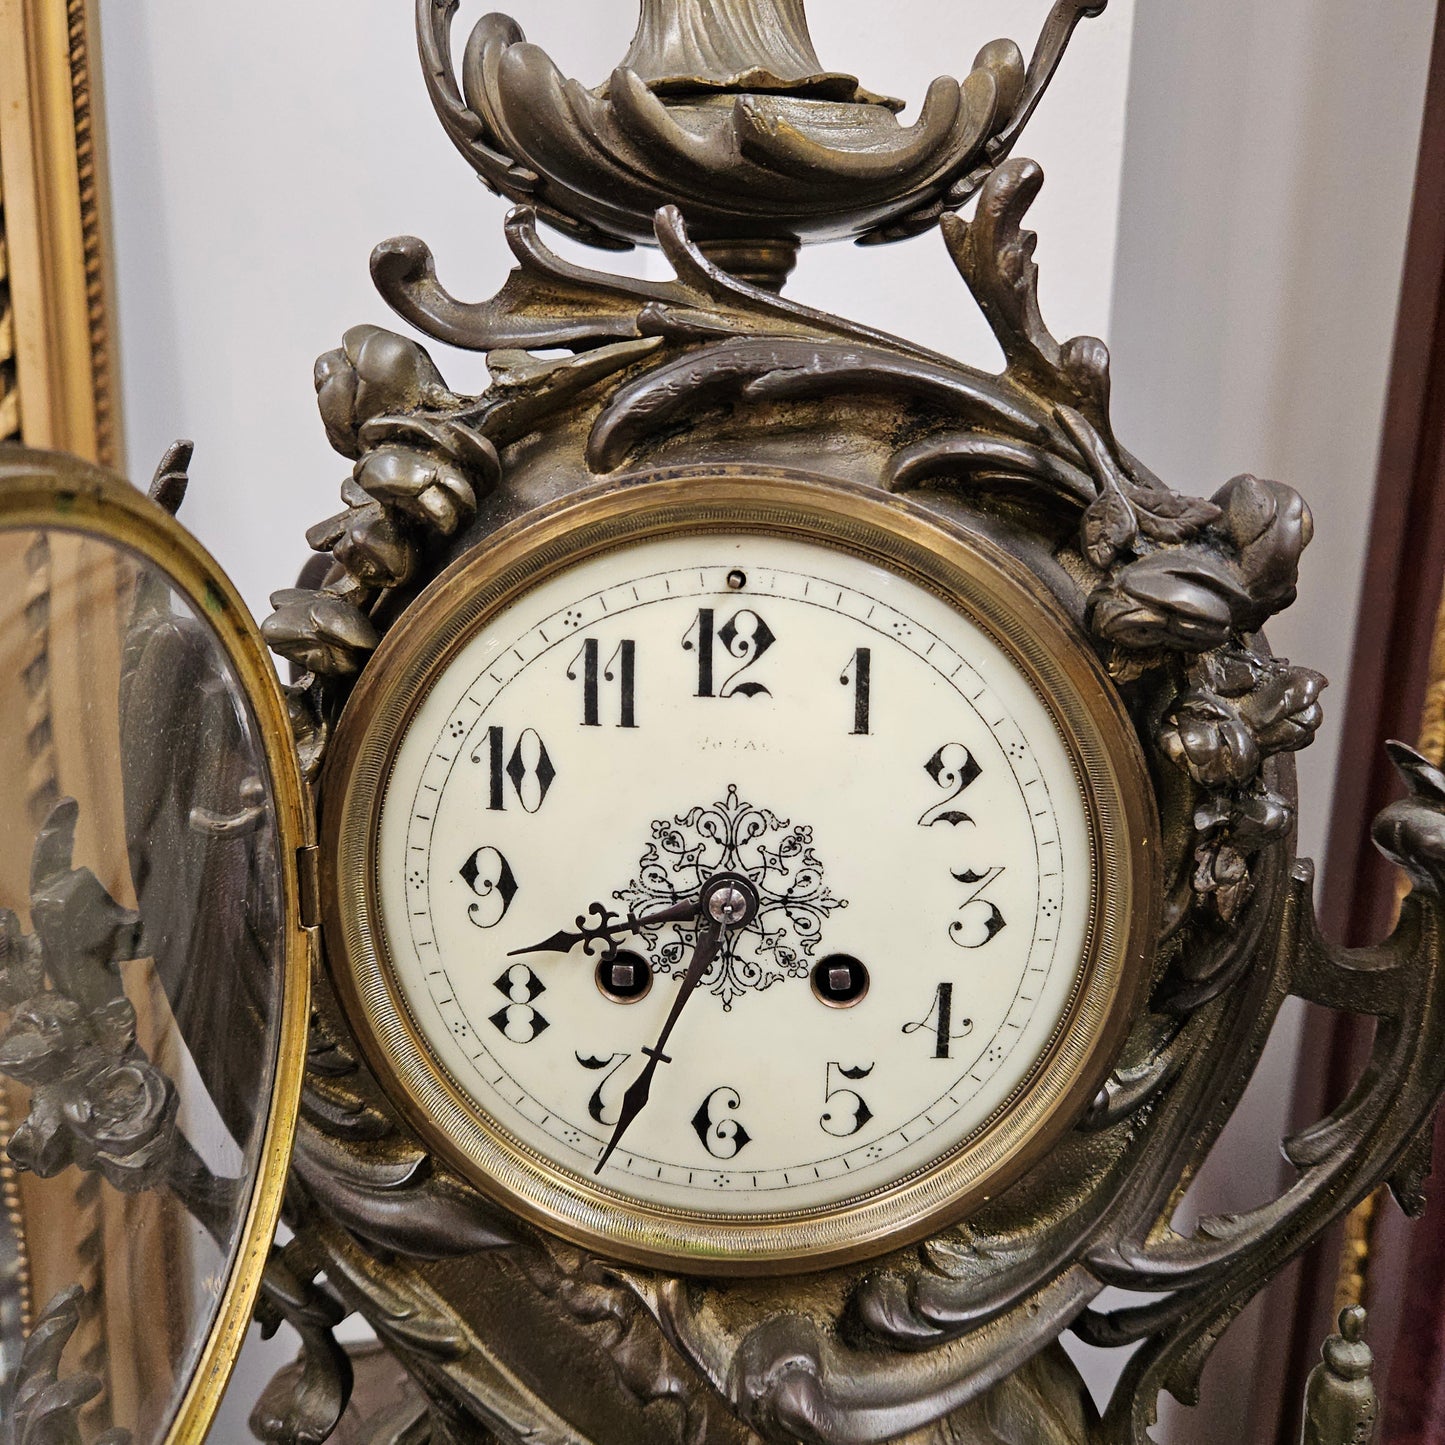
[0,0,122,465]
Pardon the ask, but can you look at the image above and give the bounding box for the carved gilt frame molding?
[0,0,121,465]
[0,0,125,1406]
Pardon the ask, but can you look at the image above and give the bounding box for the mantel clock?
[1,3,1442,1443]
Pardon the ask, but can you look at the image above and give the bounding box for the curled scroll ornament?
[253,52,1445,1445]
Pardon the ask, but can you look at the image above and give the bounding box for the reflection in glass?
[0,528,285,1443]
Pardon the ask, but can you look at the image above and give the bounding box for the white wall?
[94,1,1429,1439]
[99,0,1138,625]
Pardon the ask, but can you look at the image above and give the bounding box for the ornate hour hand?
[596,875,759,1176]
[508,895,702,961]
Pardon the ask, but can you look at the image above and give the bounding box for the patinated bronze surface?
[229,4,1445,1442]
[2,2,1437,1441]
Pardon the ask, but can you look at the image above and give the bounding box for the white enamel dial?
[373,528,1098,1218]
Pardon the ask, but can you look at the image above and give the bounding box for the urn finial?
[1300,1308,1379,1445]
[418,0,1107,288]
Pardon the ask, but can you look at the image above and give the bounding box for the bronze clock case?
[2,2,1442,1442]
[318,470,1160,1275]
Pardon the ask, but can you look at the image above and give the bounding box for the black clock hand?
[509,895,701,960]
[595,915,726,1175]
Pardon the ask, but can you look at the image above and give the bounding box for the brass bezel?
[0,451,312,1442]
[321,470,1160,1276]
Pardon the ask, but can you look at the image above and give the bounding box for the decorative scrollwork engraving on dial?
[614,785,847,1010]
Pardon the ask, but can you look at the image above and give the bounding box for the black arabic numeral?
[683,608,715,697]
[684,608,774,699]
[951,867,1007,948]
[608,641,637,729]
[576,1050,633,1126]
[459,847,518,928]
[903,982,974,1059]
[717,609,774,697]
[820,1061,874,1137]
[841,647,871,735]
[489,964,549,1043]
[918,743,982,827]
[568,639,638,728]
[690,1087,752,1159]
[569,638,601,726]
[475,726,556,812]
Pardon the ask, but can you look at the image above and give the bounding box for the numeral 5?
[820,1062,874,1137]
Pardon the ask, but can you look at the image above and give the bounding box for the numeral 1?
[568,639,637,728]
[903,982,974,1059]
[841,648,871,735]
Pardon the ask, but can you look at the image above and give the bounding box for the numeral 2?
[568,639,637,728]
[918,743,981,827]
[683,608,775,698]
[475,726,556,812]
[903,982,974,1059]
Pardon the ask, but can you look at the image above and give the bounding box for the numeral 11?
[569,639,637,728]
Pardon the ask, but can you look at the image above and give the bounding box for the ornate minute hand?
[595,876,758,1176]
[509,895,701,960]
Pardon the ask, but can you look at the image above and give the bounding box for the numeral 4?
[903,982,974,1059]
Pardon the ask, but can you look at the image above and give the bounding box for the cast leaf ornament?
[246,2,1444,1442]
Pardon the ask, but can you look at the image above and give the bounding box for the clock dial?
[378,532,1087,1211]
[325,477,1156,1271]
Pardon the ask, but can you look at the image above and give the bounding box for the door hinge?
[297,845,322,929]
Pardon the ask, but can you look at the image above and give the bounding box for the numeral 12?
[683,608,774,698]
